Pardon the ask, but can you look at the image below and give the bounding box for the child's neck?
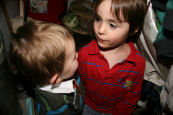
[100,43,130,69]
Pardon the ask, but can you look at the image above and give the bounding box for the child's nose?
[76,52,78,59]
[98,23,105,35]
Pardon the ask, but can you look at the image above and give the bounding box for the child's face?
[61,39,78,80]
[94,0,130,50]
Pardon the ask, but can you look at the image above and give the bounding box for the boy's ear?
[129,28,139,36]
[134,28,138,33]
[49,74,62,85]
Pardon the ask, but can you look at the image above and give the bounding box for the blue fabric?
[46,104,68,115]
[26,98,33,115]
[82,104,112,115]
[37,102,40,114]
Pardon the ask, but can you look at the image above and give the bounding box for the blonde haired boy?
[9,20,84,114]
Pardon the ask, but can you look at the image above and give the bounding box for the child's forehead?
[96,1,125,22]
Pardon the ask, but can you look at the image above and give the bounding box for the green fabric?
[153,0,173,59]
[63,0,94,36]
[167,0,173,9]
[154,11,165,43]
[154,0,173,43]
[63,95,69,104]
[39,96,51,111]
[63,13,79,29]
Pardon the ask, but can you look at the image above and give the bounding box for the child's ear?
[134,28,138,33]
[129,28,139,36]
[49,74,62,85]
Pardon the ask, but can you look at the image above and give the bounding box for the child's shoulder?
[136,52,145,69]
[129,42,146,65]
[78,40,95,55]
[129,42,145,59]
[133,48,146,70]
[135,50,145,63]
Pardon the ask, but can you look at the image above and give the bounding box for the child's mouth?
[97,37,106,42]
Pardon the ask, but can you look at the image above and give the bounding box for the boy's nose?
[76,52,78,59]
[98,23,105,35]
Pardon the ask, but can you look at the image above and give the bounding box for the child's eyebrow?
[108,19,116,23]
[108,19,120,23]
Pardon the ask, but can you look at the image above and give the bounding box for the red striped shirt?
[78,40,145,115]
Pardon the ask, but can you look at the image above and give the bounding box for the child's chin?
[98,42,108,49]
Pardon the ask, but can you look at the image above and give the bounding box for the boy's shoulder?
[33,77,84,114]
[131,43,146,70]
[135,52,146,70]
[129,42,145,65]
[78,40,96,55]
[130,42,145,58]
[135,50,145,63]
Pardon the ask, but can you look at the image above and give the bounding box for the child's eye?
[94,16,101,22]
[109,23,117,28]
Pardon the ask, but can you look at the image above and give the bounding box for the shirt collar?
[125,42,137,64]
[88,40,137,65]
[88,40,101,55]
[39,79,75,93]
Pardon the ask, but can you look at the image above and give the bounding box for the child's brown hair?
[94,0,147,42]
[9,20,73,86]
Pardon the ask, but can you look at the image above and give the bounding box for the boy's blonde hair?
[9,20,74,86]
[94,0,147,42]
